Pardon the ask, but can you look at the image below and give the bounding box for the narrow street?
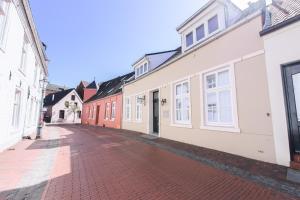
[0,125,298,200]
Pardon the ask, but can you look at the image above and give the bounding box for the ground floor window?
[173,80,191,124]
[111,102,116,119]
[59,110,65,119]
[124,97,131,120]
[12,89,22,128]
[105,103,110,120]
[136,96,142,121]
[203,66,234,126]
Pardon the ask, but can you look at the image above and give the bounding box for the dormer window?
[135,62,149,78]
[208,15,219,34]
[196,24,205,41]
[186,32,193,47]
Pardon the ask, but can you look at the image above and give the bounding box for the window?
[12,89,21,128]
[204,67,234,126]
[124,97,131,120]
[74,102,78,107]
[105,103,110,119]
[59,110,65,119]
[136,96,142,121]
[77,111,81,119]
[186,32,193,47]
[89,106,93,119]
[0,0,10,49]
[65,101,69,108]
[111,102,116,119]
[19,35,29,73]
[174,80,191,124]
[71,95,75,101]
[143,63,148,73]
[208,15,219,34]
[196,24,205,41]
[33,63,38,86]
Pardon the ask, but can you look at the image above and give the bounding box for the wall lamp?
[161,98,167,106]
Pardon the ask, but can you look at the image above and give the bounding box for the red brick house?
[82,72,134,129]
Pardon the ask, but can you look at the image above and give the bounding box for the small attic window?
[196,24,205,41]
[135,62,149,78]
[208,15,219,34]
[186,32,193,47]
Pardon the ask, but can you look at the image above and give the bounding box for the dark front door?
[283,62,300,153]
[153,91,159,134]
[95,106,100,125]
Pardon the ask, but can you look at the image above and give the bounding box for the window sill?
[200,125,240,133]
[170,123,193,129]
[135,120,143,123]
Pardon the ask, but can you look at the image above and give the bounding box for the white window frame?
[200,64,240,133]
[105,102,110,120]
[135,61,149,78]
[135,96,142,122]
[124,97,131,121]
[172,78,192,126]
[0,0,10,51]
[111,101,116,120]
[11,88,22,129]
[19,34,29,74]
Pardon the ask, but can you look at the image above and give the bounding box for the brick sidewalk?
[0,125,299,200]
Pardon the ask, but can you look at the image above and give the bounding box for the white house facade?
[44,89,83,124]
[0,0,48,151]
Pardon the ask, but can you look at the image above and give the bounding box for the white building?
[43,89,83,124]
[0,0,48,151]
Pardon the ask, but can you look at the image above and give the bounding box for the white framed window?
[89,106,93,119]
[0,0,10,50]
[185,32,193,48]
[196,24,205,41]
[105,103,110,120]
[111,101,116,120]
[208,15,219,34]
[173,80,191,125]
[135,96,142,121]
[135,62,149,78]
[12,89,21,128]
[19,34,29,73]
[202,66,237,128]
[124,97,131,121]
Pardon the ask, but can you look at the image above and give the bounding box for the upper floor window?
[19,35,29,73]
[135,62,148,78]
[111,102,116,119]
[174,80,191,124]
[71,95,75,101]
[208,15,219,34]
[196,24,205,41]
[203,67,234,126]
[185,32,193,48]
[124,97,131,121]
[0,0,10,49]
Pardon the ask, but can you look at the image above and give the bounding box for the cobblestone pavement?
[0,125,299,200]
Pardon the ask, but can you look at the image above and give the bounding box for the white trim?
[199,63,240,132]
[147,88,161,137]
[242,50,265,60]
[123,96,132,122]
[135,95,143,122]
[171,77,192,126]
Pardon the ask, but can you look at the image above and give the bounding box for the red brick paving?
[42,125,298,200]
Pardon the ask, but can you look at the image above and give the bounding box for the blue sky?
[29,0,257,88]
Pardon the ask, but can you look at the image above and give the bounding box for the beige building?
[122,0,300,167]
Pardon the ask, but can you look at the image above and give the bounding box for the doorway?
[283,62,300,155]
[152,91,159,135]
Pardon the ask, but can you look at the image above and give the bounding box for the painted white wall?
[0,1,47,151]
[50,90,83,124]
[263,21,300,166]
